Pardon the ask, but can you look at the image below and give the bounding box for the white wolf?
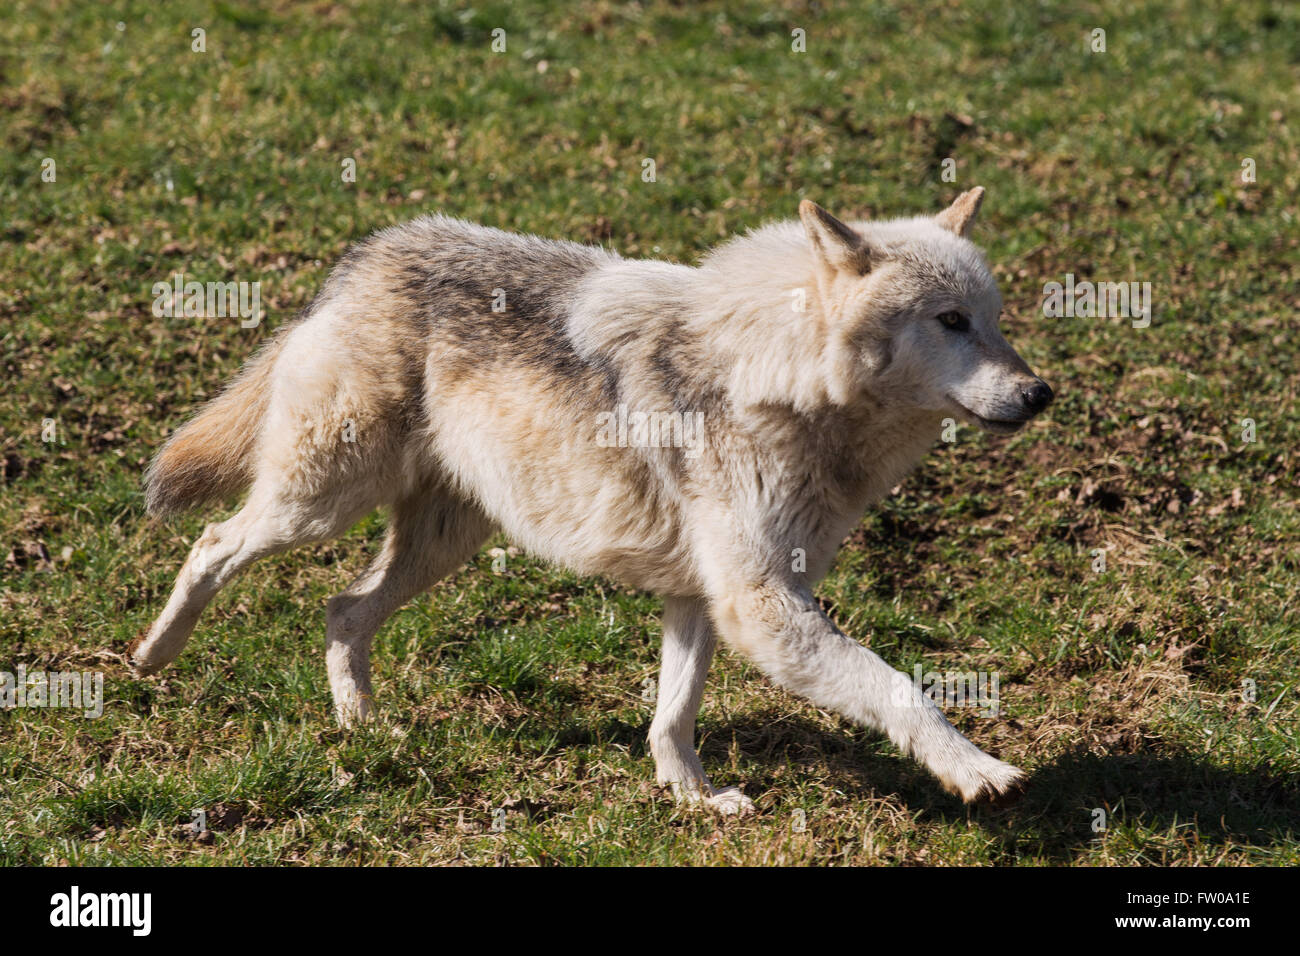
[133,188,1053,813]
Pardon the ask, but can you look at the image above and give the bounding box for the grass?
[2,0,1298,865]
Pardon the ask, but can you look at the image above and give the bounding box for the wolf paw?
[129,658,166,679]
[670,782,756,816]
[946,755,1027,807]
[126,632,163,678]
[704,786,756,816]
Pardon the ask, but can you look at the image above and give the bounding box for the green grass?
[2,0,1298,865]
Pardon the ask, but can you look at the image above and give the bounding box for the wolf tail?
[144,337,284,516]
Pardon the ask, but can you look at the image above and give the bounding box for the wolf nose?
[1021,380,1054,413]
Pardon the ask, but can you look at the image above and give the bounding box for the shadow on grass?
[550,715,650,758]
[988,748,1300,862]
[699,714,1299,861]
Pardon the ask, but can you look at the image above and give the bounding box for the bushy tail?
[144,338,284,516]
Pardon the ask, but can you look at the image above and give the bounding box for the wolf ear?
[934,187,985,237]
[799,200,873,275]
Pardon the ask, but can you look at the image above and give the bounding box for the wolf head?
[800,189,1052,434]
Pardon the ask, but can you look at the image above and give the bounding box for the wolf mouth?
[947,397,1027,435]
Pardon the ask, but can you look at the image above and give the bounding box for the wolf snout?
[1020,379,1054,415]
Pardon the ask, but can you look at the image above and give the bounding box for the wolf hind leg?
[326,492,493,728]
[649,596,755,815]
[131,487,371,677]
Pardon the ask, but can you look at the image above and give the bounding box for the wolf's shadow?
[690,713,1298,860]
[540,701,1295,859]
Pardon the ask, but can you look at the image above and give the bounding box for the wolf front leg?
[649,596,755,815]
[710,584,1025,804]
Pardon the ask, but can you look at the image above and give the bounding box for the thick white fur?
[133,190,1048,812]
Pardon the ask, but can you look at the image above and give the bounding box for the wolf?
[132,188,1053,813]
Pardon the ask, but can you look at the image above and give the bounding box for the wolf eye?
[936,311,970,332]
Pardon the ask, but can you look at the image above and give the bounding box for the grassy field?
[2,0,1298,866]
